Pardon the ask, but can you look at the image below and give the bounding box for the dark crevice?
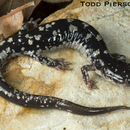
[29,0,73,23]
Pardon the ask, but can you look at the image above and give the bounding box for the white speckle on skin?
[52,30,57,36]
[36,49,42,56]
[34,35,41,41]
[17,95,21,99]
[96,34,102,41]
[6,47,11,53]
[69,24,78,32]
[25,34,33,39]
[52,36,56,41]
[20,26,24,30]
[29,95,33,100]
[22,95,25,99]
[95,49,100,55]
[25,50,35,57]
[7,92,12,97]
[45,24,52,29]
[67,19,74,22]
[0,41,5,46]
[0,50,8,60]
[36,45,40,48]
[51,22,55,25]
[7,38,13,43]
[0,86,12,97]
[57,29,60,33]
[85,33,92,42]
[38,26,44,31]
[115,68,118,72]
[43,98,48,104]
[28,39,33,45]
[58,34,63,42]
[92,49,100,57]
[25,100,28,103]
[104,50,108,54]
[18,32,22,35]
[35,97,39,100]
[82,22,89,28]
[21,47,25,51]
[45,46,49,50]
[99,59,105,66]
[18,39,22,42]
[25,34,29,38]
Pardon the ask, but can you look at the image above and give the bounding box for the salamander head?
[95,55,130,87]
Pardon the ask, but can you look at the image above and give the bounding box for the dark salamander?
[0,19,130,115]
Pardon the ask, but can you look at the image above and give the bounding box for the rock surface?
[0,0,130,129]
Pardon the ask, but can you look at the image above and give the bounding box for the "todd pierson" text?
[80,1,130,7]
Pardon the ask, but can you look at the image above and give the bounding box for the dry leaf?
[30,0,72,21]
[0,1,34,40]
[0,11,23,39]
[0,0,6,7]
[22,0,41,20]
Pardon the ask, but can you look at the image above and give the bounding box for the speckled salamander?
[0,19,130,115]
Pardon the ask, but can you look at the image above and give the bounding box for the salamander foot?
[46,58,72,70]
[81,65,97,89]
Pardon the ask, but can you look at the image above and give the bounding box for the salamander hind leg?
[81,64,97,89]
[24,52,72,71]
[39,56,72,70]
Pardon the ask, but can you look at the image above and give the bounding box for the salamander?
[0,18,130,115]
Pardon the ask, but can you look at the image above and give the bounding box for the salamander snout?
[125,78,130,86]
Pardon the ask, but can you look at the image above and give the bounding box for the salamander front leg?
[81,64,96,89]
